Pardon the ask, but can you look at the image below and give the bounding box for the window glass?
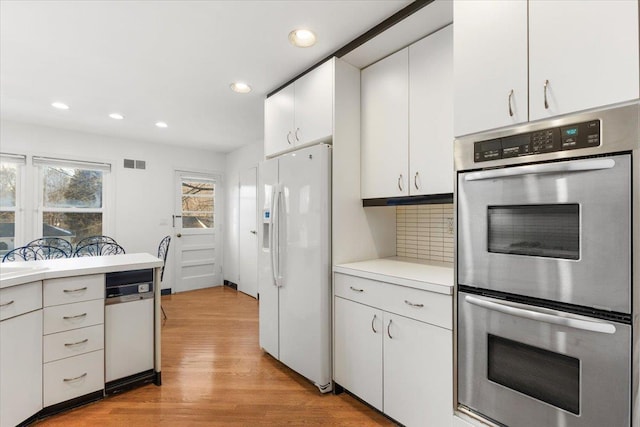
[0,162,18,256]
[181,180,215,229]
[40,163,107,245]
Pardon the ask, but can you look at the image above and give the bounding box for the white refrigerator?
[258,143,332,393]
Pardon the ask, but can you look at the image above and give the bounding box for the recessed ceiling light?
[288,29,316,48]
[51,102,69,110]
[109,113,124,120]
[155,121,168,128]
[230,82,251,93]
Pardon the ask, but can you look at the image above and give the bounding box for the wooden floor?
[37,286,394,426]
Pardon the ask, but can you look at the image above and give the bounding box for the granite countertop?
[333,257,454,295]
[0,253,163,289]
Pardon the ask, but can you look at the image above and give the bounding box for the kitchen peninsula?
[0,253,163,427]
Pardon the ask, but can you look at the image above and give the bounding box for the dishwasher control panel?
[106,269,154,301]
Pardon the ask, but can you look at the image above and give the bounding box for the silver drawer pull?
[63,373,87,382]
[64,338,89,347]
[349,286,364,293]
[404,300,424,308]
[63,313,87,320]
[0,300,15,307]
[63,287,88,293]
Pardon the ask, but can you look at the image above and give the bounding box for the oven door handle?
[463,158,615,181]
[465,295,617,334]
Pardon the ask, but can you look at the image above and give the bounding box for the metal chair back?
[26,238,73,257]
[157,235,171,282]
[74,242,125,257]
[75,235,118,247]
[2,245,68,262]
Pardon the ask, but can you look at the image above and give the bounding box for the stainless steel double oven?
[454,103,639,427]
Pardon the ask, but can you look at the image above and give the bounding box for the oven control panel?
[474,119,600,163]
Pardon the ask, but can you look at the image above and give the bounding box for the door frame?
[238,164,259,298]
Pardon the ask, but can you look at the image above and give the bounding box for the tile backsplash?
[396,204,454,265]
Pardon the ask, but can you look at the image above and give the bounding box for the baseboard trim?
[223,280,238,290]
[160,288,172,295]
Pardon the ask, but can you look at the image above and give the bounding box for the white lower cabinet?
[334,273,453,427]
[0,309,43,427]
[43,350,104,407]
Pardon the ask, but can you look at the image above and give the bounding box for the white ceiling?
[0,0,411,153]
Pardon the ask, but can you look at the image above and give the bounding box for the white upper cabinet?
[264,84,295,157]
[454,0,640,137]
[453,0,528,137]
[264,60,333,158]
[528,0,639,120]
[361,47,410,199]
[410,24,454,195]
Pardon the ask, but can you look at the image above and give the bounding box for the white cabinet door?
[264,83,295,158]
[333,296,383,410]
[0,310,43,427]
[453,0,528,137]
[361,48,409,198]
[409,25,454,195]
[294,59,333,147]
[383,313,453,427]
[529,0,639,120]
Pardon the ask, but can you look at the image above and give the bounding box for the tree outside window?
[181,180,214,228]
[0,161,18,256]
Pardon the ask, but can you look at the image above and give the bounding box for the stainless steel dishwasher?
[105,269,155,394]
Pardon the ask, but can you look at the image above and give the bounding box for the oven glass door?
[457,154,631,313]
[457,292,631,427]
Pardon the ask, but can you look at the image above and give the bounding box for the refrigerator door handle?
[269,186,279,287]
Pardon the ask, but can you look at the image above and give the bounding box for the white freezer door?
[258,157,279,359]
[277,144,332,390]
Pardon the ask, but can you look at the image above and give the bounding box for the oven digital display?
[564,127,578,136]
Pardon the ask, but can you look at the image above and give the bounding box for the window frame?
[33,156,112,245]
[0,153,26,255]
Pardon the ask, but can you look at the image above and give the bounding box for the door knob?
[176,233,182,238]
[250,230,257,235]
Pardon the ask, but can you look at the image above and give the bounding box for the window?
[34,157,110,245]
[0,154,25,256]
[181,178,215,229]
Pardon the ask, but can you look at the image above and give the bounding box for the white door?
[174,171,221,293]
[453,0,528,137]
[264,84,295,158]
[294,59,333,146]
[529,0,639,120]
[238,166,258,298]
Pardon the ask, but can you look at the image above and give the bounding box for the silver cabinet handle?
[397,174,404,192]
[250,230,257,235]
[64,338,89,347]
[295,128,300,142]
[349,286,364,293]
[544,79,550,109]
[63,373,87,382]
[464,158,615,181]
[63,313,87,320]
[508,89,514,117]
[414,172,419,190]
[404,300,424,308]
[387,319,393,339]
[63,287,87,293]
[286,131,293,145]
[371,314,378,333]
[0,300,15,307]
[465,295,616,334]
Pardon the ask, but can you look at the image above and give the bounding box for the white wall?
[223,140,263,284]
[0,120,226,290]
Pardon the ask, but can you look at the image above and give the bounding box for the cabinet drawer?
[44,324,104,363]
[44,274,104,307]
[43,299,104,335]
[335,273,452,330]
[0,281,42,321]
[43,350,104,407]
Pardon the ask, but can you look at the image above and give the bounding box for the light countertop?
[333,257,454,295]
[0,253,163,289]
